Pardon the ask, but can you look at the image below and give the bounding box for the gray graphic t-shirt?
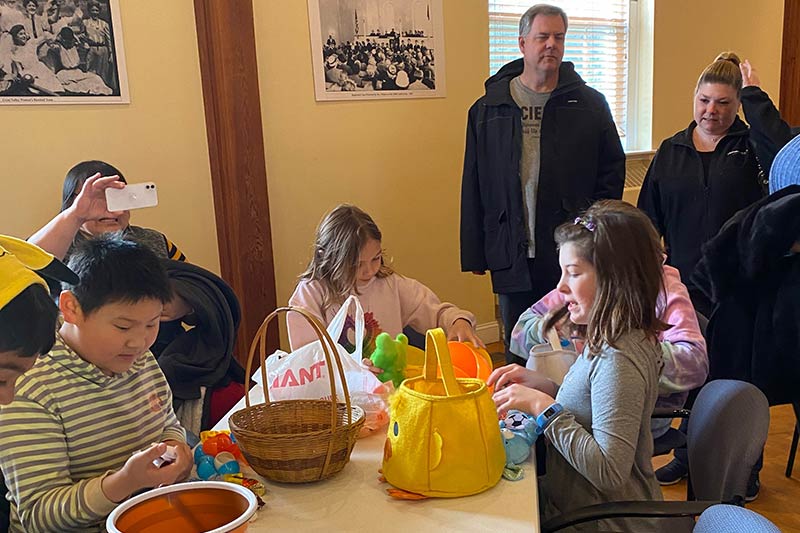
[511,76,551,258]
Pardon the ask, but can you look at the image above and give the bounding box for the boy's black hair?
[64,234,172,316]
[0,284,59,357]
[61,160,127,213]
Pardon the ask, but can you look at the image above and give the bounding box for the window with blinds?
[489,1,630,143]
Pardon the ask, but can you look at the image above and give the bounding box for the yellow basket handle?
[423,328,463,396]
[242,306,355,428]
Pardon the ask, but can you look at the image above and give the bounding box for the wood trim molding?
[193,0,278,363]
[780,0,800,125]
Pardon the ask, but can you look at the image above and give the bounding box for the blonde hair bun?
[714,51,741,67]
[696,51,743,94]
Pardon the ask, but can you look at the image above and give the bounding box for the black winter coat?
[460,59,625,294]
[153,260,245,427]
[693,185,800,405]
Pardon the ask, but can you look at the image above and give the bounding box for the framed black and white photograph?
[308,0,446,101]
[0,0,129,104]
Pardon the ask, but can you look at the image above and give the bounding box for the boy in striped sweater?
[0,235,192,532]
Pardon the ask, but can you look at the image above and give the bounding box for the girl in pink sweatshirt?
[287,204,480,352]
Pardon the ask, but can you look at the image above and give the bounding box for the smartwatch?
[535,402,564,434]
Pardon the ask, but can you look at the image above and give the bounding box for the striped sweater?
[0,335,185,532]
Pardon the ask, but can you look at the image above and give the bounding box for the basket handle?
[423,328,463,396]
[242,306,355,428]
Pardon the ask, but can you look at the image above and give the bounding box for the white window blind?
[489,1,630,141]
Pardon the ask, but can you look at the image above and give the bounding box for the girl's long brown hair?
[298,204,393,316]
[545,200,668,355]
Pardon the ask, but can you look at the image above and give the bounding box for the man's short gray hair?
[519,4,568,37]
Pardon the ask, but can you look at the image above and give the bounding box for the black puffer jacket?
[693,185,800,405]
[460,59,625,294]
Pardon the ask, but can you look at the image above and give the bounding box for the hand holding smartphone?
[105,182,159,212]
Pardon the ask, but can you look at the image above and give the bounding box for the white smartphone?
[105,182,158,212]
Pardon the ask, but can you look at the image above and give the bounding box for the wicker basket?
[229,306,365,483]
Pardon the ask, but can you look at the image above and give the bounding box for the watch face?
[543,406,556,417]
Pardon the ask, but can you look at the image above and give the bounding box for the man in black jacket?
[460,4,625,363]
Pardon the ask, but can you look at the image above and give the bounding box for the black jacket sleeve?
[741,86,794,174]
[637,151,664,236]
[460,104,487,272]
[592,94,626,201]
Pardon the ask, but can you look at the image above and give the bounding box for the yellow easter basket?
[229,307,365,483]
[381,328,505,497]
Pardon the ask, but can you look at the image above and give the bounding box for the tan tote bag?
[525,328,578,385]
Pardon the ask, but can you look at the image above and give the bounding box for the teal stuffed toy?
[369,332,408,388]
[499,410,539,481]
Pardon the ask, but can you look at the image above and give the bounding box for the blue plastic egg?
[197,457,217,480]
[193,446,208,464]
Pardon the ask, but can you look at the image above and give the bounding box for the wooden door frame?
[780,0,800,125]
[193,0,278,363]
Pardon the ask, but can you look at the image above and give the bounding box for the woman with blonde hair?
[638,52,793,492]
[638,52,792,316]
[638,53,792,319]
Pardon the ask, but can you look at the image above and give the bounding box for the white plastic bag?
[265,296,390,435]
[525,328,578,385]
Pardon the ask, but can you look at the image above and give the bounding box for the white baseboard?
[475,321,500,345]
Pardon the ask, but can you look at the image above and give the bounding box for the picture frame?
[307,0,446,101]
[0,0,130,105]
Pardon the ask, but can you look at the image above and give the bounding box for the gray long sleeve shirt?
[540,331,669,532]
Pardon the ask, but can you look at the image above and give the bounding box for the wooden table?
[214,413,540,532]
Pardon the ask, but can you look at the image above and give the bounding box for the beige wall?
[652,0,785,146]
[253,1,496,328]
[1,1,786,335]
[0,0,220,273]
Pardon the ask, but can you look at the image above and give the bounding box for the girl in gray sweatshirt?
[489,200,669,532]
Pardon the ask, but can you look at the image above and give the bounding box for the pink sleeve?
[396,275,475,334]
[287,281,327,350]
[657,265,709,393]
[509,288,566,357]
[531,288,566,316]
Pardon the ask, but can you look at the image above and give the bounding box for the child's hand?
[362,358,383,375]
[487,364,557,397]
[101,443,182,503]
[492,383,554,418]
[448,318,485,348]
[161,439,193,482]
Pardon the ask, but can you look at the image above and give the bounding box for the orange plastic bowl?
[469,344,494,382]
[448,341,479,377]
[447,341,493,382]
[106,481,257,533]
